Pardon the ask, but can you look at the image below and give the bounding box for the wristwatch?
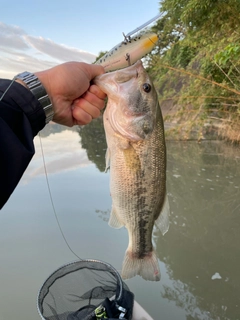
[15,71,54,124]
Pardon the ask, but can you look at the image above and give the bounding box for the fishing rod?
[124,12,163,39]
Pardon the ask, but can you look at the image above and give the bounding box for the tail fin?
[121,250,160,281]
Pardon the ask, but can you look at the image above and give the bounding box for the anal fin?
[108,206,124,229]
[155,194,170,235]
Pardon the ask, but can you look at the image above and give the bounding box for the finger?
[80,90,106,111]
[87,64,105,79]
[88,84,107,100]
[73,98,101,120]
[72,107,93,125]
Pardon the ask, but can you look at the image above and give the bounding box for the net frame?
[37,259,124,320]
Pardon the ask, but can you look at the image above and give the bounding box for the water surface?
[0,121,239,320]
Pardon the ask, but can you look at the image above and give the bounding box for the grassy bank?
[161,96,240,143]
[148,1,240,144]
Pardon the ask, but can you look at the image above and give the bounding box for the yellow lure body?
[95,32,158,72]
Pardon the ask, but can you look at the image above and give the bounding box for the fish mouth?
[93,60,145,98]
[93,60,143,84]
[114,60,143,83]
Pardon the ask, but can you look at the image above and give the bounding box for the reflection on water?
[78,116,107,172]
[0,121,239,320]
[157,141,240,320]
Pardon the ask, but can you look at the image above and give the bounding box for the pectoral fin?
[155,194,170,235]
[105,148,110,172]
[108,206,124,229]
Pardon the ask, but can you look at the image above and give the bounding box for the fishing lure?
[94,32,158,72]
[94,13,162,72]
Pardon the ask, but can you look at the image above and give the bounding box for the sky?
[0,0,160,78]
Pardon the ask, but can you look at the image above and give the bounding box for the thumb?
[87,64,105,80]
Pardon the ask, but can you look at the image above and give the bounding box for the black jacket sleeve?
[0,79,46,209]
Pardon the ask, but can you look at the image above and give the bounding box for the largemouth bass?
[94,60,169,281]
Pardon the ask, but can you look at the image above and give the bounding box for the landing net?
[37,259,134,320]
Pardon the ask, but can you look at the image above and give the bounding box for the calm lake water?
[0,120,239,320]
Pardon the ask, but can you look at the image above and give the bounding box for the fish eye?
[142,83,151,93]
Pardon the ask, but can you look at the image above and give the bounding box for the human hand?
[35,62,106,126]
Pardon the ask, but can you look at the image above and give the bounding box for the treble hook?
[125,53,131,66]
[122,32,131,44]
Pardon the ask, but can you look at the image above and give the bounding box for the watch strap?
[15,71,54,124]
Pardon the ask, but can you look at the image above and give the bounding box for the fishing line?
[38,132,82,261]
[1,76,81,260]
[0,76,17,101]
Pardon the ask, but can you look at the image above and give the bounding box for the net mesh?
[37,260,133,320]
